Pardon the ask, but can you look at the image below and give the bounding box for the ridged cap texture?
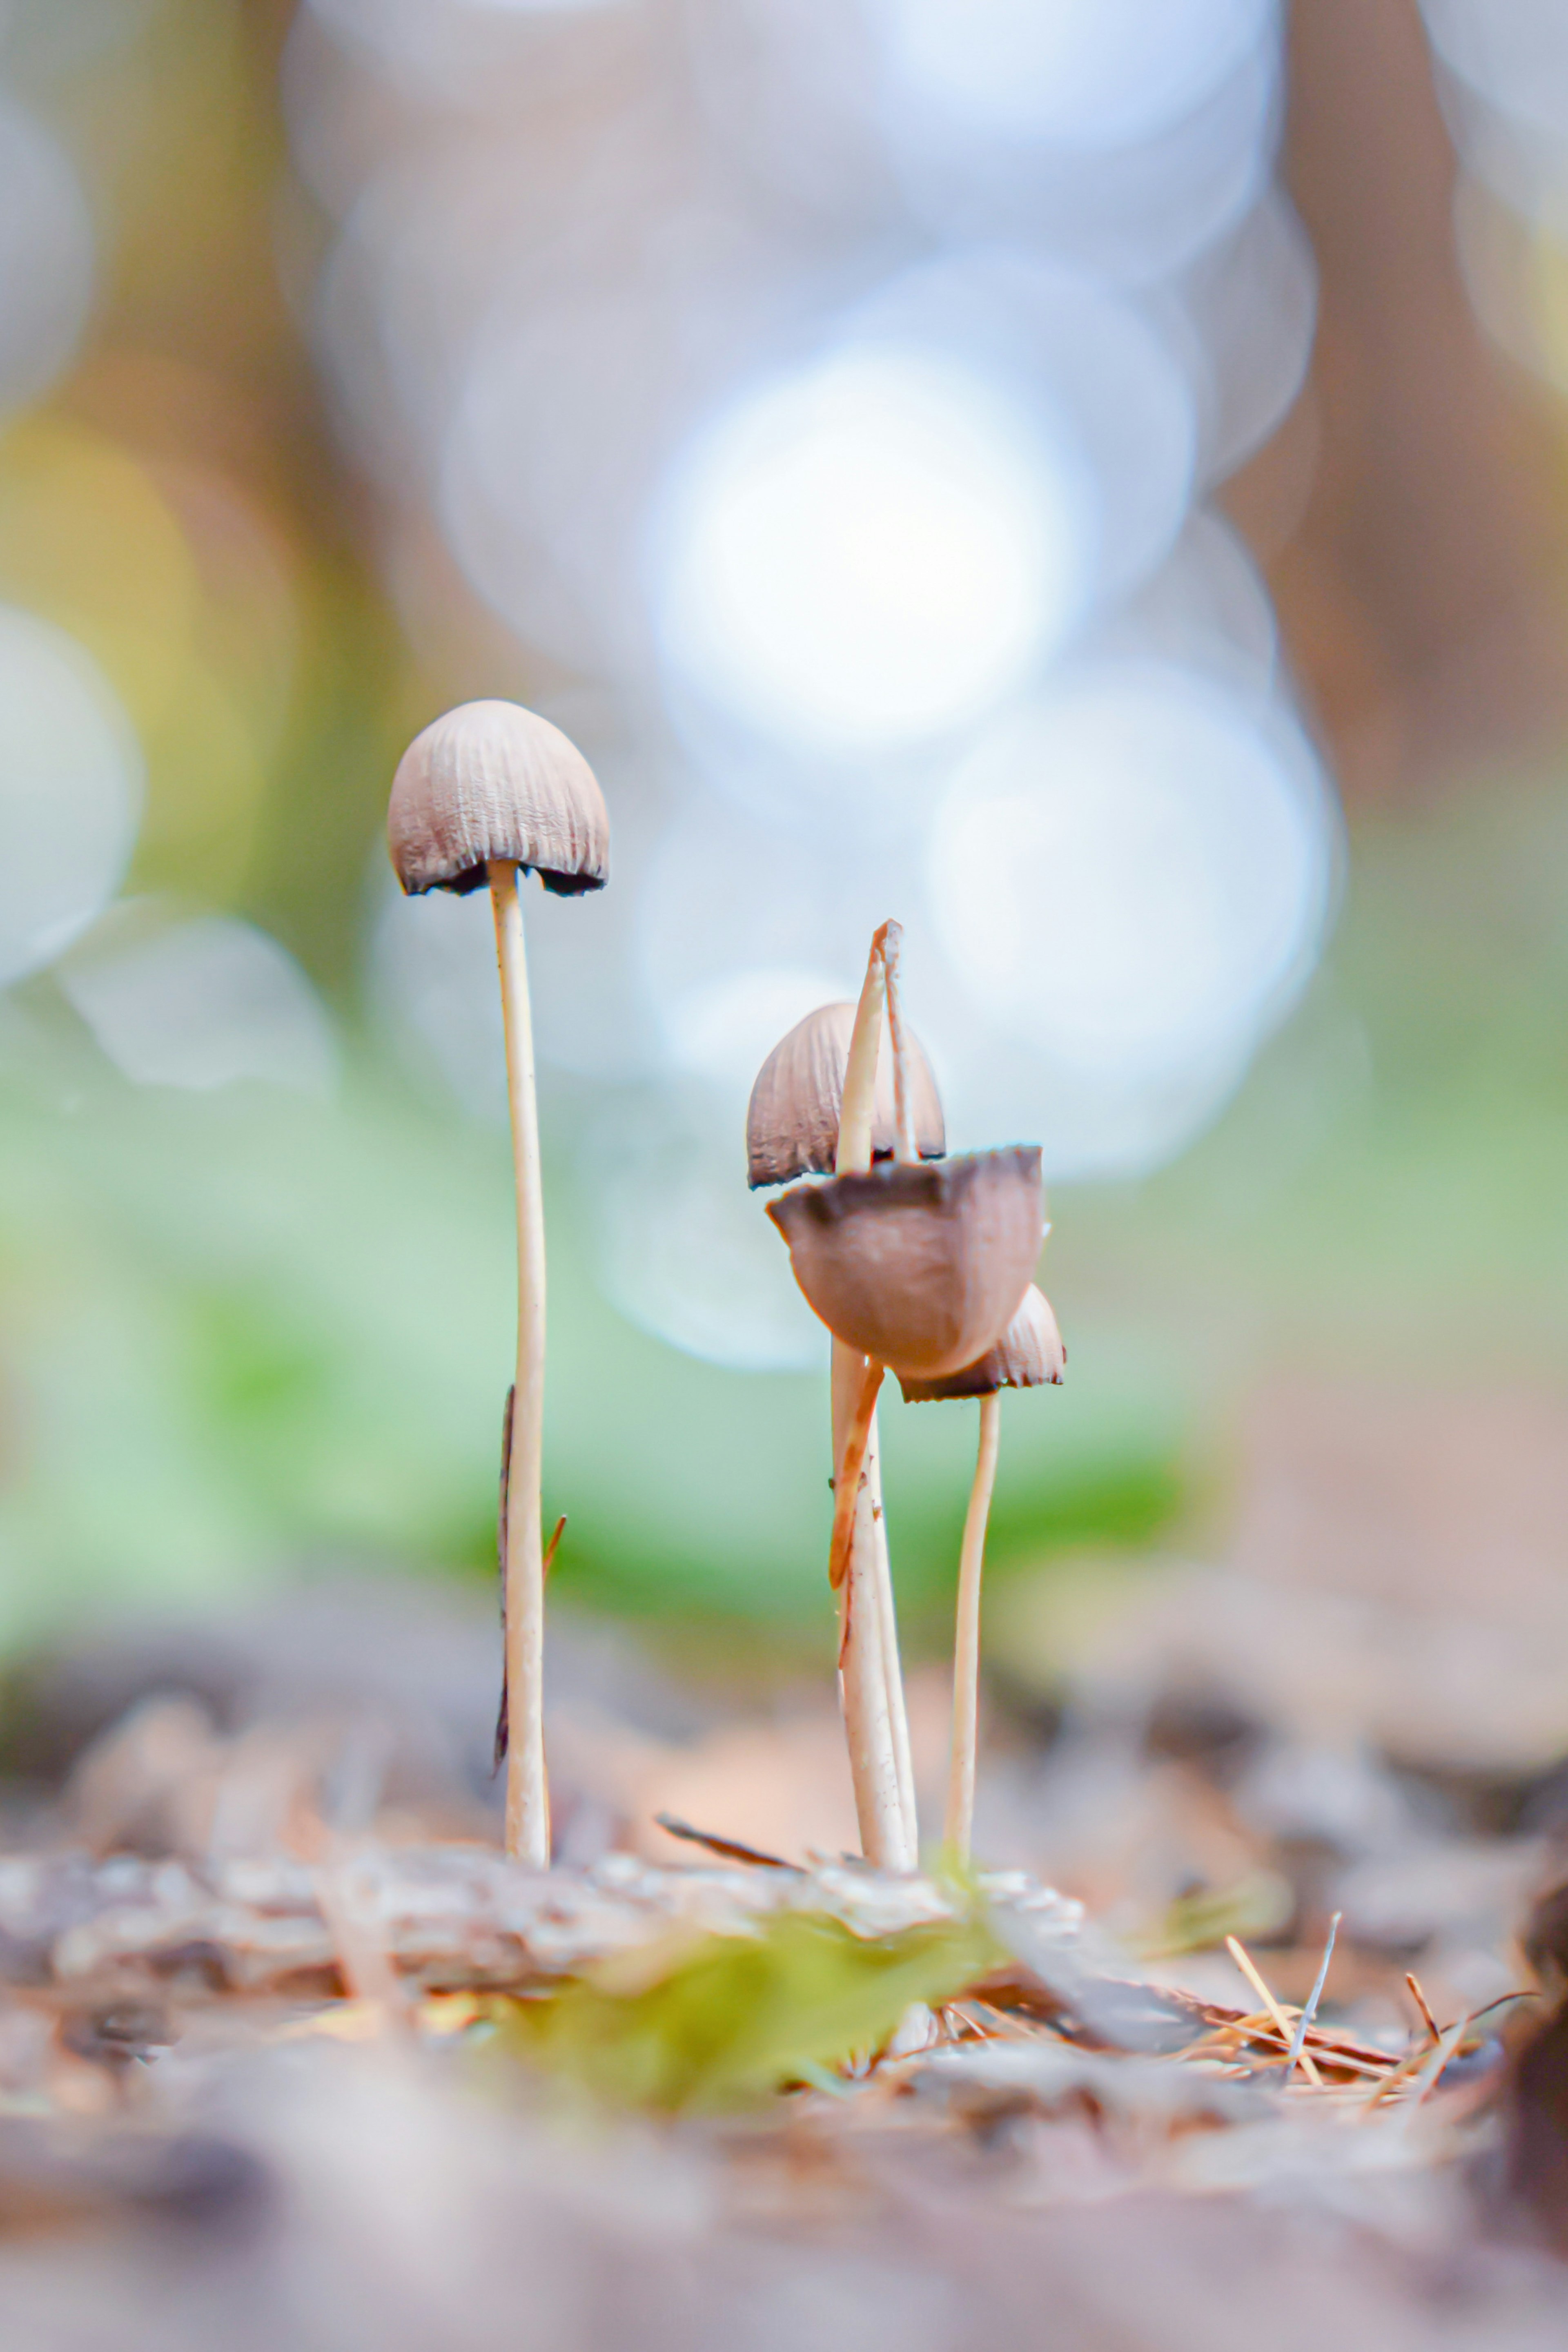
[766,1146,1044,1380]
[388,699,609,898]
[898,1282,1065,1401]
[746,1001,945,1189]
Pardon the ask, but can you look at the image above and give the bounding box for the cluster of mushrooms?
[748,924,1064,1868]
[388,698,1062,1874]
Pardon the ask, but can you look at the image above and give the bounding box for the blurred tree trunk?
[1225,0,1568,796]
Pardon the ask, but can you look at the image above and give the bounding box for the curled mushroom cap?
[746,1001,945,1189]
[388,699,609,898]
[767,1146,1044,1380]
[898,1283,1064,1402]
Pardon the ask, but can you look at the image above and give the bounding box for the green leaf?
[495,1906,1004,2112]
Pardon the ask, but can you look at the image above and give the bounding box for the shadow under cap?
[899,1282,1065,1402]
[767,1147,1044,1381]
[747,1001,946,1190]
[388,698,610,898]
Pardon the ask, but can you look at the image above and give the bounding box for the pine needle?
[1224,1936,1325,2088]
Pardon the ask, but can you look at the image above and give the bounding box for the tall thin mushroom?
[388,698,608,1866]
[900,1283,1065,1861]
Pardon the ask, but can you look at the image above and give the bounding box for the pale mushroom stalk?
[881,922,921,1166]
[490,859,549,1864]
[827,1354,885,1598]
[946,1390,1001,1859]
[831,934,916,1873]
[896,1283,1065,1866]
[873,925,922,1850]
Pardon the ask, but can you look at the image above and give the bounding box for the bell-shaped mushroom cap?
[898,1283,1064,1401]
[766,1146,1043,1381]
[746,1001,946,1189]
[388,699,609,898]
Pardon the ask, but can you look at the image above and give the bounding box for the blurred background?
[4,0,1568,1855]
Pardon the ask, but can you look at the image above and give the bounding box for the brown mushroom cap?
[766,1146,1044,1380]
[388,699,609,898]
[898,1282,1064,1401]
[746,1001,946,1189]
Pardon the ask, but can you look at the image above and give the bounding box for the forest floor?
[2,1510,1568,2352]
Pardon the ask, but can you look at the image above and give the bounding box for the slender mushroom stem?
[831,1357,908,1871]
[945,1389,1001,1862]
[870,1440,920,1862]
[871,923,921,1853]
[835,932,886,1170]
[489,858,550,1867]
[831,931,915,1872]
[828,1355,885,1596]
[881,921,920,1166]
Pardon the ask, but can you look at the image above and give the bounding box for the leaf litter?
[2,1580,1568,2346]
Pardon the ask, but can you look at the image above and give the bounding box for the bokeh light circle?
[60,913,338,1096]
[0,100,94,417]
[1422,0,1568,147]
[928,662,1335,1083]
[652,346,1089,754]
[588,1085,826,1371]
[0,607,143,990]
[869,0,1275,149]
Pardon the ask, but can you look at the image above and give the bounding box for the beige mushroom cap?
[898,1282,1064,1401]
[388,699,609,898]
[746,1001,946,1189]
[766,1146,1043,1380]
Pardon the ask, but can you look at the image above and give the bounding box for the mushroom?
[766,1147,1044,1382]
[900,1283,1065,1862]
[388,698,608,1867]
[761,921,1048,1871]
[746,929,941,1868]
[746,1001,944,1189]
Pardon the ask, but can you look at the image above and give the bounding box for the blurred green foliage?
[12,766,1568,1649]
[494,1907,1002,2111]
[10,764,1568,1653]
[0,968,1183,1646]
[6,0,1568,1667]
[1064,769,1568,1389]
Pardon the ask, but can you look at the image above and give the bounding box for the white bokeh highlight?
[871,0,1274,150]
[60,913,339,1096]
[929,662,1334,1084]
[299,0,1334,1362]
[588,1085,825,1372]
[0,608,143,991]
[653,348,1088,754]
[0,99,94,418]
[1423,0,1568,145]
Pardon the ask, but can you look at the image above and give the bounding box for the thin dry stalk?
[1284,1911,1341,2080]
[490,859,550,1866]
[944,1390,1000,1859]
[1405,1971,1441,2042]
[1403,2016,1469,2112]
[1204,2018,1390,2082]
[1224,1936,1325,2087]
